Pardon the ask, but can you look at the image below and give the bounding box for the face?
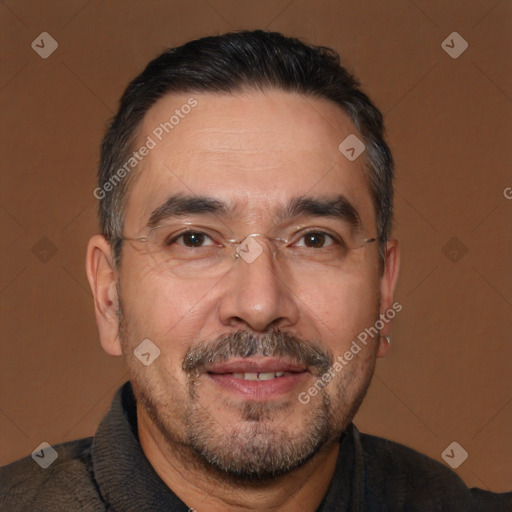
[88,90,399,481]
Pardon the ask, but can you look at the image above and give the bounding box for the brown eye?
[179,232,210,247]
[162,231,216,248]
[297,232,334,249]
[306,233,324,248]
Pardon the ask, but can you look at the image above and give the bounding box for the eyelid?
[286,227,343,246]
[150,217,237,240]
[158,227,221,246]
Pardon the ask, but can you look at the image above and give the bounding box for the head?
[87,30,400,482]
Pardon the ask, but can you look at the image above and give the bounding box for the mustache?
[182,329,333,377]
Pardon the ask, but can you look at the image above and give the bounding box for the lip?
[205,357,309,401]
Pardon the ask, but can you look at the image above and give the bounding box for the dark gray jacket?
[1,382,510,511]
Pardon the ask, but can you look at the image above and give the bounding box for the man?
[1,30,510,512]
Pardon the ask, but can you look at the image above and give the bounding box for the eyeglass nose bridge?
[229,234,286,263]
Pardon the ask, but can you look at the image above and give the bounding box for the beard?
[118,293,378,485]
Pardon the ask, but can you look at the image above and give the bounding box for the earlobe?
[85,235,123,356]
[377,335,391,358]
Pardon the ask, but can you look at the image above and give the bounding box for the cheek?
[297,271,380,342]
[118,260,214,350]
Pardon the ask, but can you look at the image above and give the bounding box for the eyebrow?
[147,193,362,231]
[278,195,361,230]
[148,195,228,228]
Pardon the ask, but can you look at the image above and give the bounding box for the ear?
[85,235,123,356]
[377,238,400,358]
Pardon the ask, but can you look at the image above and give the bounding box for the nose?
[218,236,300,332]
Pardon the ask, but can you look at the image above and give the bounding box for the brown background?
[1,0,511,492]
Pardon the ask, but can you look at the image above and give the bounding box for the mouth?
[231,371,287,380]
[203,358,310,401]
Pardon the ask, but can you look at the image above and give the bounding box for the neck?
[137,408,340,512]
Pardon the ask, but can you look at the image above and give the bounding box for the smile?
[231,371,285,380]
[203,358,310,400]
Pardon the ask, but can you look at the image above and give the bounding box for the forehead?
[124,90,374,231]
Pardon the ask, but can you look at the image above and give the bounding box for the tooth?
[244,372,259,380]
[233,373,244,379]
[258,372,276,380]
[275,372,284,377]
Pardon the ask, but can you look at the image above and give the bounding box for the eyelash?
[165,229,342,248]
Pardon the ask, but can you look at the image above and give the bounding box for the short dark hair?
[98,30,394,265]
